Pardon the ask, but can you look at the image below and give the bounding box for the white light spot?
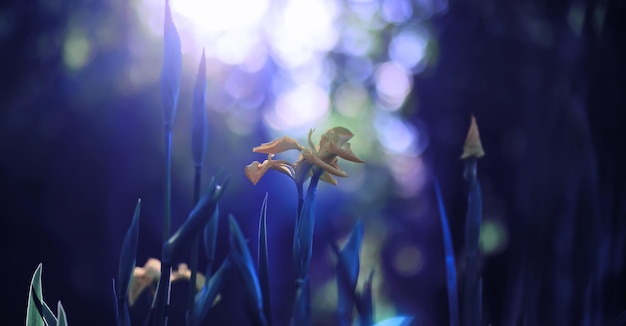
[389,28,428,71]
[171,0,268,33]
[374,111,417,154]
[215,30,259,65]
[375,62,412,110]
[265,84,330,131]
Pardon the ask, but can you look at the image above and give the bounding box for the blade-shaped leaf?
[27,263,57,326]
[27,264,44,326]
[337,220,363,326]
[191,48,208,168]
[294,170,322,278]
[163,177,229,264]
[434,179,460,326]
[190,258,231,326]
[203,204,220,277]
[160,0,182,129]
[116,200,141,313]
[258,194,273,326]
[462,158,483,326]
[56,302,67,326]
[229,215,267,326]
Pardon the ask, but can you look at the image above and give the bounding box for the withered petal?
[329,142,364,163]
[244,160,271,185]
[301,149,349,177]
[253,136,304,154]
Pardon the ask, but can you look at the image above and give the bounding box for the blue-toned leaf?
[190,258,231,326]
[294,170,322,277]
[116,199,141,326]
[434,179,460,326]
[372,316,414,326]
[291,277,311,326]
[56,302,67,326]
[229,215,267,326]
[337,220,363,326]
[191,48,208,168]
[163,177,229,264]
[203,204,220,277]
[160,0,182,129]
[258,194,273,326]
[462,159,483,326]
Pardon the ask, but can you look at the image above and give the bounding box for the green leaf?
[27,263,57,326]
[229,215,267,326]
[116,199,141,326]
[191,258,231,326]
[258,194,273,326]
[56,302,67,326]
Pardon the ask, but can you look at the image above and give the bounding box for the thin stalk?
[186,166,202,325]
[462,158,482,326]
[152,127,173,326]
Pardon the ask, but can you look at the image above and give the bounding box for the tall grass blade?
[258,194,273,326]
[229,215,267,326]
[116,199,141,326]
[434,179,460,326]
[56,302,67,326]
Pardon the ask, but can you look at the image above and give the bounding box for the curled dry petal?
[253,136,304,154]
[460,115,485,159]
[245,156,296,185]
[329,142,364,163]
[245,161,271,185]
[301,148,349,177]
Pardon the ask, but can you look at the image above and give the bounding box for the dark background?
[1,0,625,325]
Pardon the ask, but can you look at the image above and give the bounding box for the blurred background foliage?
[0,0,625,325]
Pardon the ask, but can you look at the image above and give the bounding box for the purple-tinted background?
[1,0,625,325]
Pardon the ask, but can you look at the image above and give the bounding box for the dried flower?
[245,127,364,186]
[460,115,485,159]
